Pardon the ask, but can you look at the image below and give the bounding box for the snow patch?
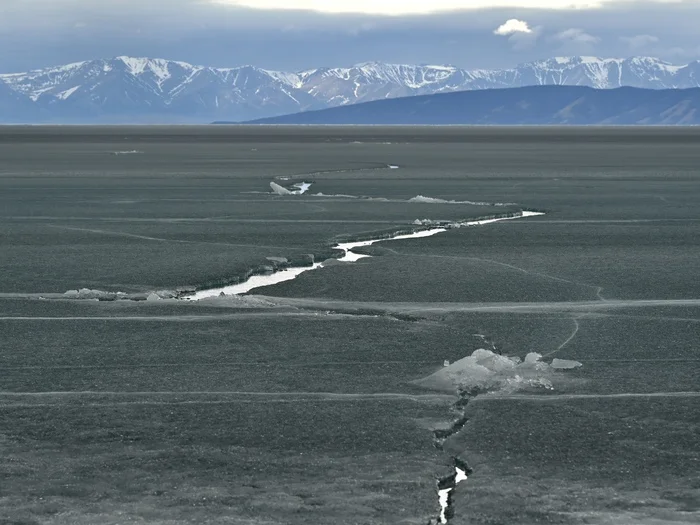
[56,86,80,100]
[118,56,149,75]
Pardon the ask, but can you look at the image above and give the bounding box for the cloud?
[494,19,533,36]
[494,19,541,50]
[620,34,659,49]
[553,28,600,45]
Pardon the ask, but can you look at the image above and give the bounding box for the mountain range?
[1,56,700,123]
[243,85,700,125]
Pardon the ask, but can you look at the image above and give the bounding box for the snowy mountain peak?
[117,56,151,75]
[0,55,698,123]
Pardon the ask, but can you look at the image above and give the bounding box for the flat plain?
[1,126,698,525]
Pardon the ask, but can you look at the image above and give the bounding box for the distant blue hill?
[236,85,700,125]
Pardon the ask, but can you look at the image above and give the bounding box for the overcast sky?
[1,0,699,72]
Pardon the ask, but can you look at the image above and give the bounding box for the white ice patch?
[409,195,518,207]
[312,193,359,199]
[306,191,518,206]
[449,211,544,228]
[270,181,313,195]
[438,489,450,523]
[112,150,143,155]
[415,349,580,394]
[410,195,459,204]
[337,249,372,262]
[334,227,447,262]
[188,263,324,300]
[292,182,313,194]
[455,467,468,483]
[270,182,293,195]
[63,288,177,301]
[551,358,584,370]
[64,288,127,300]
[438,468,468,524]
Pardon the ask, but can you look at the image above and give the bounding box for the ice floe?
[415,349,582,394]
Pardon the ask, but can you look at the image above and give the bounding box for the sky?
[1,0,699,73]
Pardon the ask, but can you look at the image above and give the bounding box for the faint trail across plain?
[390,249,607,300]
[545,317,581,357]
[46,224,298,250]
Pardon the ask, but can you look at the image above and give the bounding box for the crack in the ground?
[429,388,479,525]
[184,210,543,300]
[427,333,507,523]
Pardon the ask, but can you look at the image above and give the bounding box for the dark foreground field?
[1,126,699,525]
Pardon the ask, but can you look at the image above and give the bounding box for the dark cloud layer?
[1,0,699,72]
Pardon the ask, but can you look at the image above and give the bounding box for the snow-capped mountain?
[0,57,320,123]
[1,56,699,123]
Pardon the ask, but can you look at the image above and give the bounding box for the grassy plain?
[1,126,699,524]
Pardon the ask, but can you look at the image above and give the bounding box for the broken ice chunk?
[415,349,581,394]
[524,352,544,365]
[551,358,583,370]
[292,182,313,194]
[270,182,293,195]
